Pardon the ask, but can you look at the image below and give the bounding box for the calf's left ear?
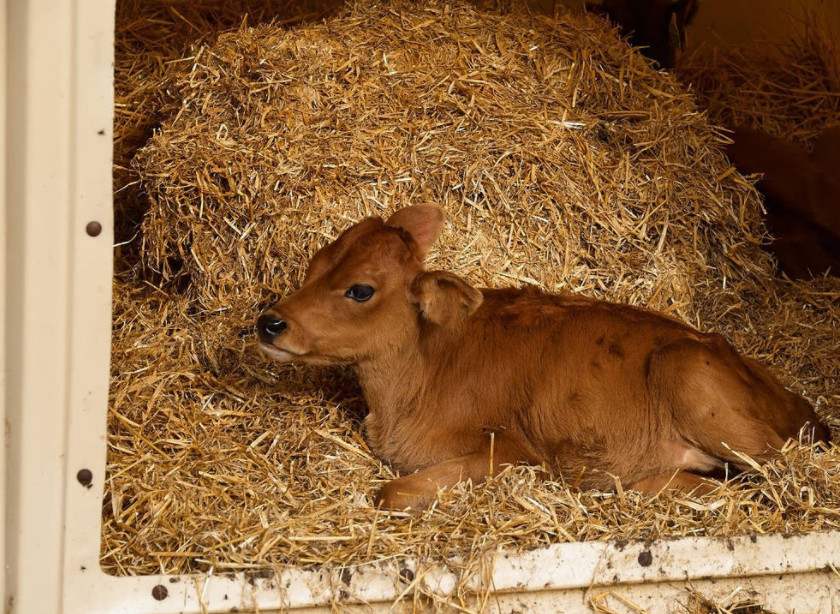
[386,205,445,261]
[409,271,483,329]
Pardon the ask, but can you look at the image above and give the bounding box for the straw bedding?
[107,0,839,591]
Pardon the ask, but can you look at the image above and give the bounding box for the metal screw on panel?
[152,585,168,600]
[76,468,93,489]
[86,221,102,237]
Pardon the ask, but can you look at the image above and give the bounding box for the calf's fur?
[258,206,829,509]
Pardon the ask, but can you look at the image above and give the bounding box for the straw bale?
[108,0,839,589]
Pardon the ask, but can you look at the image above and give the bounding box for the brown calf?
[726,126,840,279]
[258,206,829,509]
[587,0,699,68]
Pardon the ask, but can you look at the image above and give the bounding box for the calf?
[587,0,699,68]
[258,206,829,509]
[726,126,840,279]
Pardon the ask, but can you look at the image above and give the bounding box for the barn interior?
[106,0,840,609]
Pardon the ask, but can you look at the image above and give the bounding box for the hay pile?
[112,0,337,246]
[107,0,840,584]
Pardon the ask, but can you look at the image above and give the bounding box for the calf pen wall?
[3,1,839,613]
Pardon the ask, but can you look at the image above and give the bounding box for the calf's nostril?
[258,313,288,339]
[266,319,287,335]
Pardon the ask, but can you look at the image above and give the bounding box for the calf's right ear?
[385,205,445,261]
[409,271,483,329]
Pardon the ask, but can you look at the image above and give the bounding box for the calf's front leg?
[375,453,488,510]
[375,432,541,510]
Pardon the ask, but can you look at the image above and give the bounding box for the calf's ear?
[385,205,445,261]
[409,271,483,329]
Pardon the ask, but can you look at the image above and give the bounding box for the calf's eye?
[345,284,375,302]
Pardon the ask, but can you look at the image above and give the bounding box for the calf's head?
[257,205,483,366]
